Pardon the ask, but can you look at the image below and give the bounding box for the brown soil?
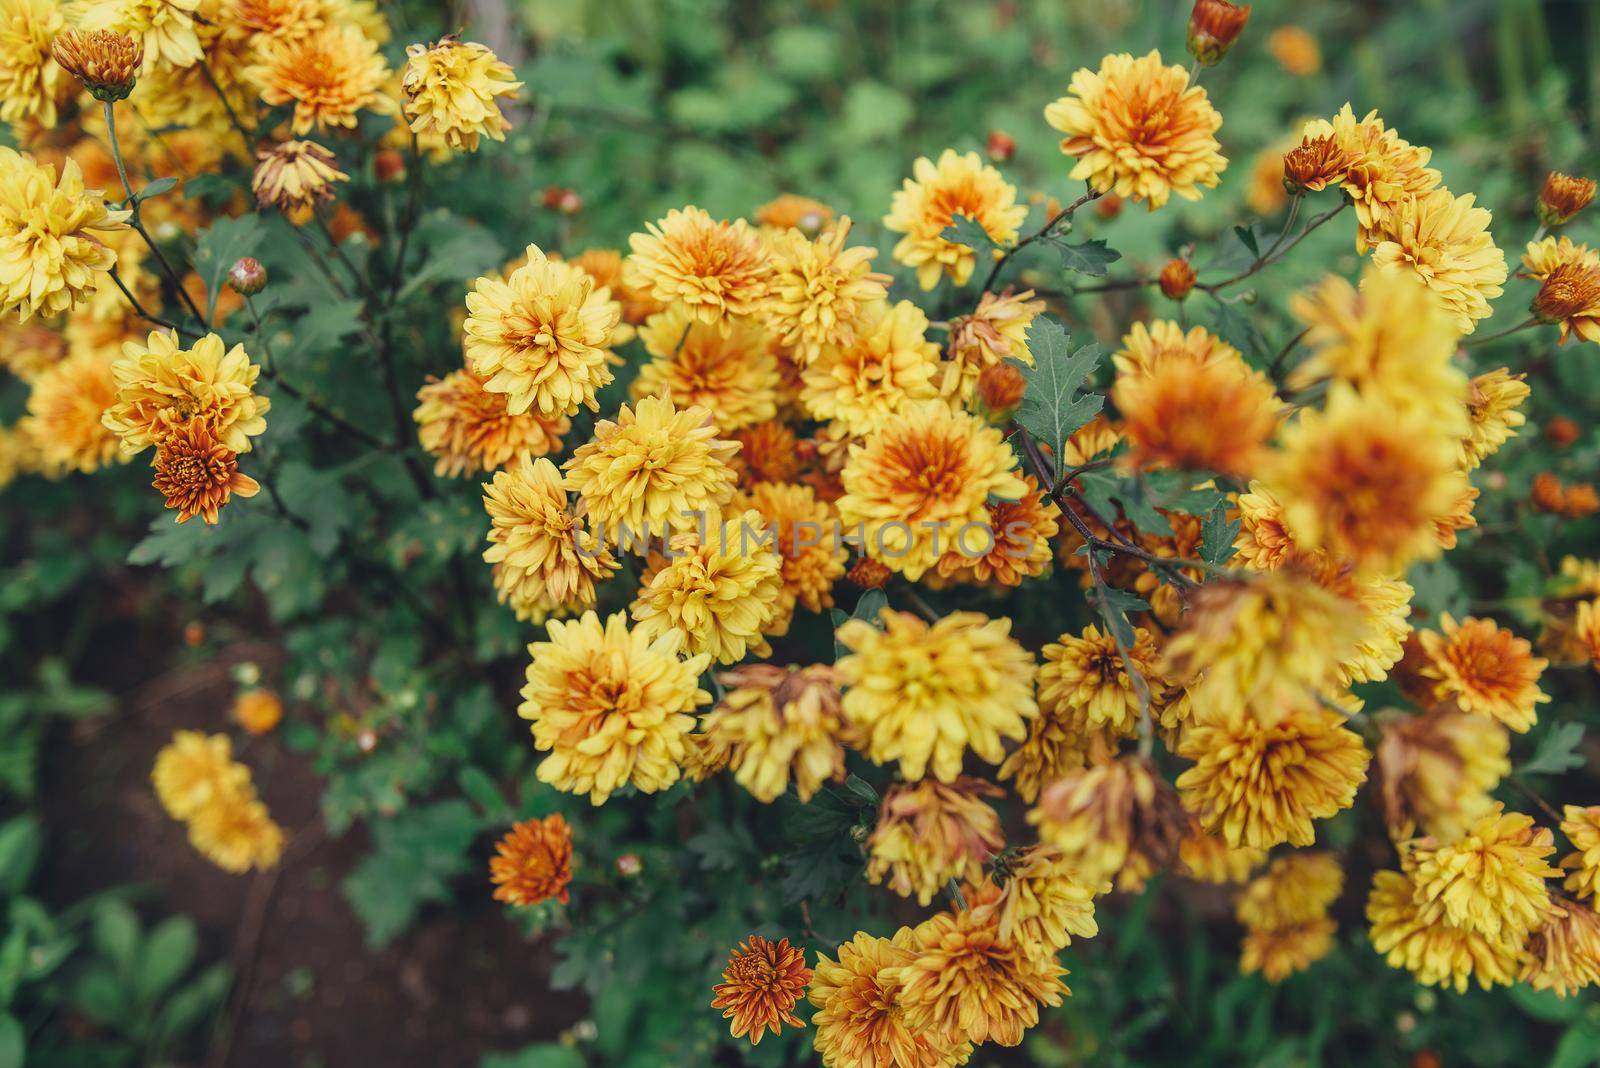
[36,604,585,1068]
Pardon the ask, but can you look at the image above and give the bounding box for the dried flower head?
[1046,50,1227,209]
[400,35,521,151]
[867,776,1004,905]
[1539,171,1596,228]
[711,935,812,1045]
[1029,756,1189,888]
[51,28,142,100]
[150,417,260,524]
[252,140,349,219]
[1376,709,1509,841]
[489,813,573,906]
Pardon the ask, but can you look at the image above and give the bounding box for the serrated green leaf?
[940,213,1003,255]
[1200,501,1240,565]
[1016,318,1104,482]
[1518,722,1585,777]
[1053,238,1121,277]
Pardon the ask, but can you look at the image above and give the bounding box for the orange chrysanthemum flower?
[883,148,1027,289]
[624,207,772,329]
[732,421,802,486]
[1301,105,1440,249]
[809,928,973,1068]
[150,418,260,524]
[737,480,847,614]
[489,813,573,907]
[754,194,834,234]
[632,305,780,432]
[1045,50,1226,209]
[1039,623,1162,737]
[247,22,389,135]
[1521,236,1600,346]
[21,350,124,475]
[1538,171,1596,228]
[1112,339,1280,476]
[933,475,1059,587]
[710,935,812,1045]
[888,880,1069,1047]
[1282,134,1348,193]
[943,287,1045,400]
[1415,614,1549,732]
[414,367,568,478]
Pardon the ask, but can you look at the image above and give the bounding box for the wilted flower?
[1046,50,1226,209]
[1376,709,1509,841]
[517,611,711,804]
[1520,900,1600,997]
[150,418,259,524]
[866,776,1004,905]
[711,935,812,1045]
[991,844,1100,958]
[489,813,573,907]
[1029,756,1189,888]
[401,36,521,151]
[252,140,349,219]
[703,664,846,803]
[836,608,1037,783]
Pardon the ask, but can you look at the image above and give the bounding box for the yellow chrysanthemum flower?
[735,480,847,614]
[246,22,389,135]
[482,455,617,616]
[808,928,974,1068]
[0,0,61,126]
[0,148,131,322]
[78,0,201,73]
[801,299,942,436]
[1163,570,1363,718]
[1287,267,1468,432]
[624,207,772,330]
[517,610,711,804]
[835,400,1026,581]
[1520,235,1600,345]
[400,36,520,152]
[251,139,349,220]
[701,664,846,803]
[1112,319,1239,377]
[1177,703,1370,849]
[1265,384,1462,575]
[1045,50,1227,209]
[998,707,1118,805]
[1039,624,1162,738]
[1028,755,1189,891]
[103,330,269,456]
[1376,709,1509,841]
[1367,868,1521,993]
[992,844,1101,958]
[1237,852,1344,930]
[414,366,568,478]
[1369,189,1508,335]
[564,396,739,542]
[762,216,888,365]
[866,776,1004,906]
[464,244,620,417]
[883,148,1027,289]
[1561,806,1600,909]
[1240,918,1337,982]
[942,287,1044,400]
[632,305,780,432]
[1461,368,1530,470]
[20,349,124,475]
[151,730,250,821]
[187,792,285,873]
[1416,614,1548,733]
[932,476,1059,588]
[1301,105,1440,248]
[632,509,787,664]
[887,881,1068,1048]
[1520,901,1600,998]
[835,608,1037,783]
[1408,806,1559,945]
[1176,828,1264,884]
[128,10,255,132]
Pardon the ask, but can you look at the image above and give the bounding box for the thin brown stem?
[1464,315,1540,348]
[980,186,1103,292]
[1199,200,1347,295]
[108,267,201,339]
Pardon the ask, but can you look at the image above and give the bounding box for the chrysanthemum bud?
[846,557,891,590]
[1282,134,1349,194]
[986,130,1016,164]
[373,149,407,184]
[183,621,205,647]
[234,688,284,735]
[1187,0,1251,67]
[1158,258,1197,300]
[1531,472,1567,514]
[615,852,642,878]
[975,361,1027,419]
[226,257,268,296]
[51,29,143,102]
[1095,193,1124,220]
[1545,417,1580,449]
[542,186,582,214]
[1538,171,1596,228]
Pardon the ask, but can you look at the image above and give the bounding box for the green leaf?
[940,214,1003,255]
[1094,580,1150,648]
[154,963,230,1046]
[1518,722,1585,777]
[92,899,141,978]
[1052,238,1121,277]
[136,176,178,202]
[1015,318,1104,482]
[480,1045,586,1068]
[71,965,128,1026]
[1209,299,1271,361]
[457,767,511,820]
[0,1013,22,1068]
[341,801,481,948]
[0,818,41,896]
[853,587,887,625]
[1200,501,1240,565]
[1408,560,1468,620]
[193,214,262,324]
[137,917,198,1002]
[1233,225,1260,258]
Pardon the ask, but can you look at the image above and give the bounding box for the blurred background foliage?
[4,0,1599,1066]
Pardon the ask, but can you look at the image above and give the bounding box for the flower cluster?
[151,730,284,872]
